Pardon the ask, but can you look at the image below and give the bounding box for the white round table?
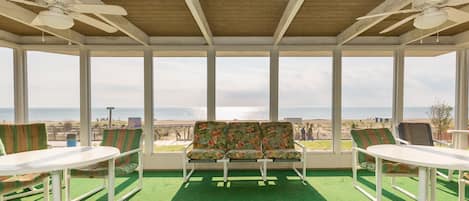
[0,146,120,201]
[367,144,469,201]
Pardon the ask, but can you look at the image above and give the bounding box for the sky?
[0,47,457,115]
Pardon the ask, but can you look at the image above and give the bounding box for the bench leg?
[223,160,228,183]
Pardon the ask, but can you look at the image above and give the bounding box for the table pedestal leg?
[376,158,383,201]
[51,170,62,201]
[418,167,427,201]
[429,168,436,201]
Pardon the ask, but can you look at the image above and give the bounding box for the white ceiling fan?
[7,0,127,33]
[357,0,469,34]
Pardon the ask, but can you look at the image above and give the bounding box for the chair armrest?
[396,138,410,145]
[294,141,307,153]
[352,147,369,154]
[447,130,469,134]
[433,139,452,147]
[116,148,142,159]
[294,141,305,148]
[184,142,193,153]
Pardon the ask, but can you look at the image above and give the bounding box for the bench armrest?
[294,141,307,155]
[184,142,194,153]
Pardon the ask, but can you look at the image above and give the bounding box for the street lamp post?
[106,107,115,128]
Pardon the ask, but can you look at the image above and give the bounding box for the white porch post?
[144,48,154,154]
[13,47,28,123]
[392,48,405,137]
[207,47,216,121]
[270,47,279,121]
[455,48,469,149]
[79,47,91,146]
[332,48,342,153]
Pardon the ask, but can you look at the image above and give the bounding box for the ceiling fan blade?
[7,0,47,7]
[443,7,469,23]
[445,0,469,6]
[380,14,419,33]
[31,16,44,26]
[68,4,127,15]
[356,9,420,20]
[71,13,118,33]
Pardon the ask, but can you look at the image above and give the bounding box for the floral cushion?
[187,148,225,160]
[0,173,48,195]
[71,162,138,178]
[226,149,264,160]
[226,122,262,150]
[193,121,227,150]
[360,161,418,174]
[264,149,301,160]
[260,122,295,150]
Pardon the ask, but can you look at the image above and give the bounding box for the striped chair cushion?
[71,129,142,178]
[101,129,142,166]
[0,123,48,154]
[351,128,395,165]
[260,122,295,150]
[0,173,48,195]
[193,121,227,150]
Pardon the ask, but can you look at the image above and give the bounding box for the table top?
[0,146,120,176]
[367,144,469,170]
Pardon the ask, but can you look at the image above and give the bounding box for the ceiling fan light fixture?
[38,10,74,29]
[413,9,448,29]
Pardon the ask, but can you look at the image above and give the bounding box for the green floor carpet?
[15,169,468,201]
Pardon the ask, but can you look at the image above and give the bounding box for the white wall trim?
[392,48,405,136]
[207,47,216,120]
[455,48,469,148]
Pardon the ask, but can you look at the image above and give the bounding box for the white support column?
[144,49,154,154]
[207,47,216,121]
[332,48,342,153]
[13,47,28,123]
[392,48,405,137]
[79,48,91,146]
[270,47,279,121]
[455,48,469,148]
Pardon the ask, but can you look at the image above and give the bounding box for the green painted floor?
[16,169,468,201]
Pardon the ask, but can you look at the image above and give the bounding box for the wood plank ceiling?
[1,0,469,37]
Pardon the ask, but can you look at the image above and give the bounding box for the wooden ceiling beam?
[336,0,412,46]
[273,0,304,46]
[79,0,149,46]
[185,0,214,46]
[0,0,85,45]
[400,5,469,45]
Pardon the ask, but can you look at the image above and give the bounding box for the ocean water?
[0,107,437,122]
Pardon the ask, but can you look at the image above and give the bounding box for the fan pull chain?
[420,39,423,44]
[436,32,440,43]
[68,29,72,45]
[41,31,45,43]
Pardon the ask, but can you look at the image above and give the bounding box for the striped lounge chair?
[183,121,229,182]
[351,128,418,200]
[67,129,143,201]
[260,122,306,181]
[0,123,50,201]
